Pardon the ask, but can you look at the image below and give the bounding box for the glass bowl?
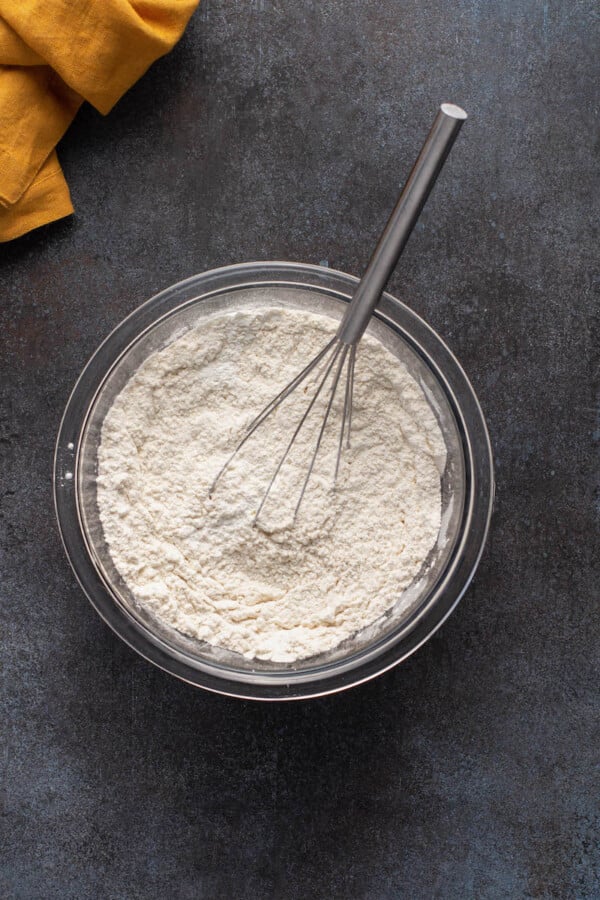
[54,262,494,700]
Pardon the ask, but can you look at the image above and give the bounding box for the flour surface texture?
[97,306,446,662]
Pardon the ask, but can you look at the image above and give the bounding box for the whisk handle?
[337,103,467,346]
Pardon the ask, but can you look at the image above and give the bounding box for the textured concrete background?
[1,1,599,897]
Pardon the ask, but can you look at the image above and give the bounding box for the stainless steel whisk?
[211,103,467,523]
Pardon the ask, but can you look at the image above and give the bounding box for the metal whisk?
[211,103,467,523]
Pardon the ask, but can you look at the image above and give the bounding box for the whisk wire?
[346,344,356,450]
[294,343,349,520]
[210,336,337,496]
[335,343,355,481]
[252,340,343,524]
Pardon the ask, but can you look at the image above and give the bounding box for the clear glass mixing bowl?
[54,262,494,700]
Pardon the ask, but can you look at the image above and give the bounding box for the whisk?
[211,103,467,523]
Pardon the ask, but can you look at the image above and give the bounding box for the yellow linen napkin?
[0,0,198,242]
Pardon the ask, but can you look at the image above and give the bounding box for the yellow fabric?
[0,0,198,241]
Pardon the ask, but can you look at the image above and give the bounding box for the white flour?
[96,306,446,662]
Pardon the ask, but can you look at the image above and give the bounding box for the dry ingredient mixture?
[97,306,446,662]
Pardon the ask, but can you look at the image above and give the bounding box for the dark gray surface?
[1,1,599,897]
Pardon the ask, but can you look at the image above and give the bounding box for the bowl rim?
[54,261,494,700]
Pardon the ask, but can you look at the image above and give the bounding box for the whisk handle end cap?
[440,103,468,120]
